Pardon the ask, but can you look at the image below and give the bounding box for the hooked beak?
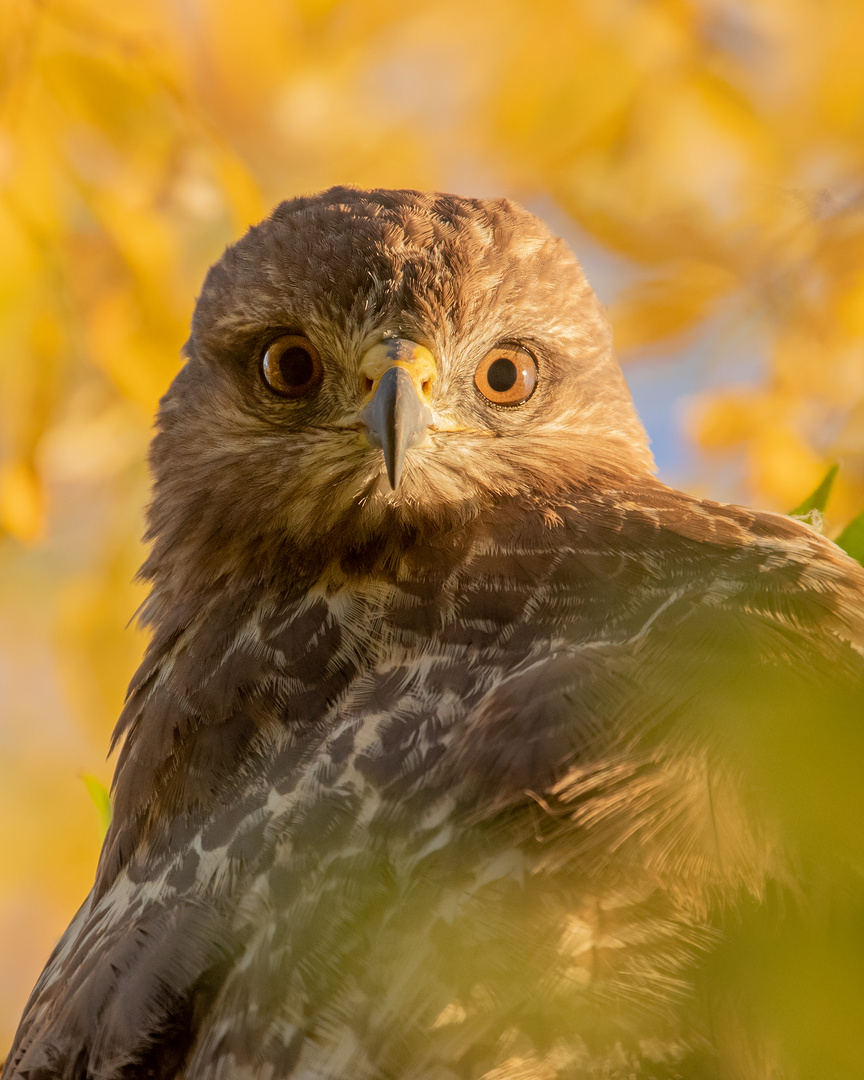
[358,339,436,489]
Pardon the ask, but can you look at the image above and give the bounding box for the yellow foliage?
[1,0,863,1054]
[609,258,738,350]
[693,390,771,449]
[0,461,43,540]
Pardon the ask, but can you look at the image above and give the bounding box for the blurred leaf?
[835,507,864,567]
[0,462,44,542]
[788,462,839,516]
[81,775,113,840]
[611,260,738,352]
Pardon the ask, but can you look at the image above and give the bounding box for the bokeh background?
[2,0,864,1054]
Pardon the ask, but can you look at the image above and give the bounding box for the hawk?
[4,187,864,1080]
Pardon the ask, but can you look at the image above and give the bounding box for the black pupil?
[279,347,314,387]
[487,357,519,393]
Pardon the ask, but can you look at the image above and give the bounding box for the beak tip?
[360,366,431,491]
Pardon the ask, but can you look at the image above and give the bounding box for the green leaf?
[788,463,839,517]
[835,507,864,567]
[82,774,113,840]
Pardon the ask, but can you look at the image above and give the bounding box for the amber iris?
[474,344,538,406]
[262,335,323,398]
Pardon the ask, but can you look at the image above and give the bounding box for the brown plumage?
[4,187,864,1080]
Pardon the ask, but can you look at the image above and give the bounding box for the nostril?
[363,376,374,395]
[421,378,431,395]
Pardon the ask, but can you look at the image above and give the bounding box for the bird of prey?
[4,187,864,1080]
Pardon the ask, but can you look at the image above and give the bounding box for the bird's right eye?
[261,335,323,398]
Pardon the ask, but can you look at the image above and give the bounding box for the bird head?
[144,188,653,595]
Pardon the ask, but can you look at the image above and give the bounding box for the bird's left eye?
[261,335,323,398]
[474,345,538,406]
